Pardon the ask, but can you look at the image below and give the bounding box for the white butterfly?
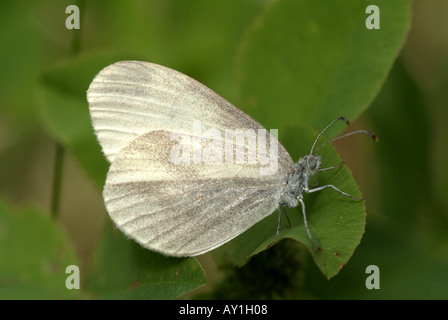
[87,61,376,256]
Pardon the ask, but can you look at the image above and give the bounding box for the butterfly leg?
[266,204,293,250]
[311,162,343,187]
[298,198,318,252]
[282,206,291,228]
[269,201,319,252]
[267,205,283,249]
[319,161,344,172]
[306,184,364,201]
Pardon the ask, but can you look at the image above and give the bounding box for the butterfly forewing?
[88,61,281,162]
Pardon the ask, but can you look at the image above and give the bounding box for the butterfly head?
[301,154,321,176]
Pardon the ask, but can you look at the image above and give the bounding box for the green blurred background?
[1,0,447,299]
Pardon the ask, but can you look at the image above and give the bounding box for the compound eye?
[308,158,317,169]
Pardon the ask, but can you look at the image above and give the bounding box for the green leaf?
[0,200,78,299]
[87,220,206,300]
[216,123,368,279]
[236,0,411,135]
[38,52,137,189]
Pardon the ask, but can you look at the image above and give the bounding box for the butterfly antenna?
[310,116,350,154]
[313,124,378,154]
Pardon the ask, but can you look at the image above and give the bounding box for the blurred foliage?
[1,0,447,299]
[0,200,78,299]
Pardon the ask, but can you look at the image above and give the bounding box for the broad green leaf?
[216,123,369,279]
[0,200,78,299]
[38,52,136,189]
[87,220,206,300]
[236,0,411,135]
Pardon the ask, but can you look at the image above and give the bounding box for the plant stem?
[51,143,65,218]
[50,0,84,219]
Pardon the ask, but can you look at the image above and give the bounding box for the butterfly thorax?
[280,154,322,208]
